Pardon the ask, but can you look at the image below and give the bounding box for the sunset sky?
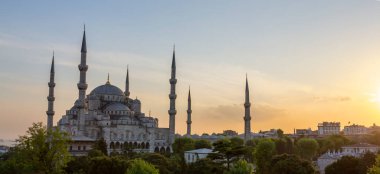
[1,1,380,140]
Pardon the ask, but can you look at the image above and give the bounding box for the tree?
[296,138,319,160]
[209,138,246,170]
[275,138,287,155]
[365,131,380,146]
[244,139,256,163]
[270,154,315,174]
[92,137,108,155]
[172,137,195,156]
[325,156,360,174]
[0,122,71,174]
[318,135,351,154]
[65,156,90,174]
[187,158,225,174]
[357,152,376,174]
[254,139,275,174]
[277,129,284,138]
[230,137,244,147]
[126,158,159,174]
[368,155,380,174]
[88,156,129,174]
[194,139,212,149]
[225,159,253,174]
[138,153,171,174]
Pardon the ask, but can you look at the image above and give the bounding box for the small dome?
[104,103,130,111]
[90,84,124,96]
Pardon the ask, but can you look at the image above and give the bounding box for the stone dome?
[90,83,124,96]
[104,103,130,111]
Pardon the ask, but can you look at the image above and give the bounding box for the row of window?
[69,145,87,151]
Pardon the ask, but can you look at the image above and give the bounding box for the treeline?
[1,124,380,174]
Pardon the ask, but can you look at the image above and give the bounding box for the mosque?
[45,28,252,156]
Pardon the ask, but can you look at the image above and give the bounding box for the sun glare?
[370,89,380,103]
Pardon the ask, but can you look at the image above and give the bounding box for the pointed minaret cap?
[188,86,191,101]
[50,51,55,73]
[125,65,130,96]
[171,44,176,68]
[81,24,87,53]
[245,73,250,103]
[106,73,110,84]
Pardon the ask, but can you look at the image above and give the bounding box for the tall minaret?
[186,87,192,137]
[46,52,55,130]
[124,66,130,97]
[76,26,88,108]
[244,75,252,141]
[76,27,88,134]
[168,46,177,144]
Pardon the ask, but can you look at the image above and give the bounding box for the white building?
[184,148,213,164]
[343,124,368,135]
[318,122,340,135]
[317,143,380,174]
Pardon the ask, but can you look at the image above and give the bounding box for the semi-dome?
[104,103,130,111]
[90,83,124,96]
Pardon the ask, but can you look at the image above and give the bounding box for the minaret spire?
[76,27,88,105]
[244,74,252,141]
[186,86,192,137]
[168,45,177,145]
[47,52,56,130]
[81,25,87,53]
[106,73,110,84]
[125,65,130,97]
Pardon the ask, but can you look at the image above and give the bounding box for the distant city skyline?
[1,1,380,139]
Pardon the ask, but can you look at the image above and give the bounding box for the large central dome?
[90,83,124,96]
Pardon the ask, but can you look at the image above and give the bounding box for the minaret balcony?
[244,103,251,107]
[169,79,177,84]
[78,64,88,71]
[48,82,56,87]
[168,110,177,115]
[46,110,55,115]
[77,83,88,90]
[169,94,177,99]
[47,96,55,101]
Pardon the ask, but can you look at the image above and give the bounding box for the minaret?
[76,27,88,134]
[168,46,177,144]
[46,52,55,130]
[186,87,192,137]
[76,26,88,108]
[244,75,252,141]
[124,66,130,97]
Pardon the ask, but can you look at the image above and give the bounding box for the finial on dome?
[106,73,110,84]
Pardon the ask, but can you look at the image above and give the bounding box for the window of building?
[78,146,81,151]
[83,146,86,151]
[69,146,72,151]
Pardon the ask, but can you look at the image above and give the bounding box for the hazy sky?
[1,1,380,139]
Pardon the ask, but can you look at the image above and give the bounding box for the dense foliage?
[0,122,71,174]
[296,138,319,160]
[3,124,378,174]
[325,152,376,174]
[270,154,315,174]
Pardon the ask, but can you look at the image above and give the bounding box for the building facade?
[317,143,379,174]
[48,29,177,155]
[318,122,340,136]
[343,124,368,135]
[184,148,213,164]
